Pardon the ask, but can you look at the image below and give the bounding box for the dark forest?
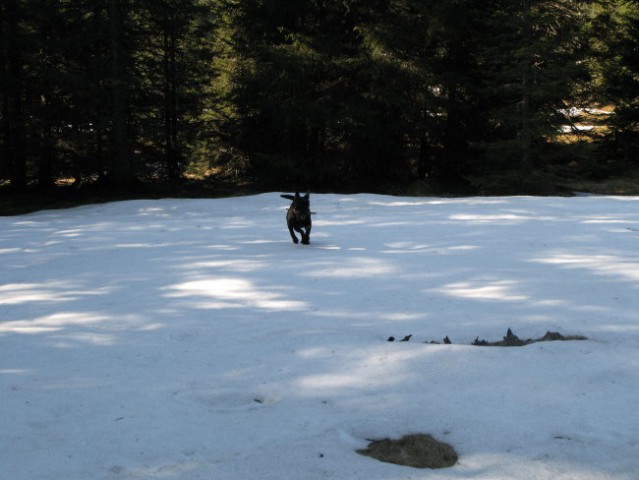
[1,0,638,207]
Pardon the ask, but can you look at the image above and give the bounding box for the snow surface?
[1,193,639,480]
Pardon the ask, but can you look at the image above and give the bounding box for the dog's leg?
[293,225,304,241]
[287,217,299,244]
[301,223,311,245]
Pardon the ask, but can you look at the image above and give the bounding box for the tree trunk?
[109,0,131,190]
[520,0,533,180]
[37,97,55,189]
[2,0,27,190]
[163,14,180,182]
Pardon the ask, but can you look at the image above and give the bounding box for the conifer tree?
[0,0,28,190]
[108,0,133,190]
[475,0,590,188]
[132,0,218,182]
[597,0,639,166]
[223,0,410,189]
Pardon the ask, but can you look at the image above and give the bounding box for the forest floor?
[0,178,259,216]
[561,174,639,196]
[1,170,638,216]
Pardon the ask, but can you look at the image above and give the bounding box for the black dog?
[281,192,312,245]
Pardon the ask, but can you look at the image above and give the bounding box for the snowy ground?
[1,193,638,480]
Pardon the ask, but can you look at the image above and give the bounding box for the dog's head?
[292,192,310,220]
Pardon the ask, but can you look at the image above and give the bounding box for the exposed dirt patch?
[357,434,458,469]
[472,329,587,347]
[388,329,587,347]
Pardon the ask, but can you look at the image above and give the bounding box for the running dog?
[281,192,312,245]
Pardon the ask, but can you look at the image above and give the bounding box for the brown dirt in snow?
[357,434,458,469]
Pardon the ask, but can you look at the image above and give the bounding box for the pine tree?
[109,0,133,190]
[132,0,218,182]
[474,0,591,189]
[0,0,28,190]
[597,0,639,167]
[223,0,411,190]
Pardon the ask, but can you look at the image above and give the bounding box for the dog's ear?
[295,192,300,199]
[304,192,309,199]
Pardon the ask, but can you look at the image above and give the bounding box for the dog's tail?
[280,194,295,201]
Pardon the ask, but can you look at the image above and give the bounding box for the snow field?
[1,194,638,479]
